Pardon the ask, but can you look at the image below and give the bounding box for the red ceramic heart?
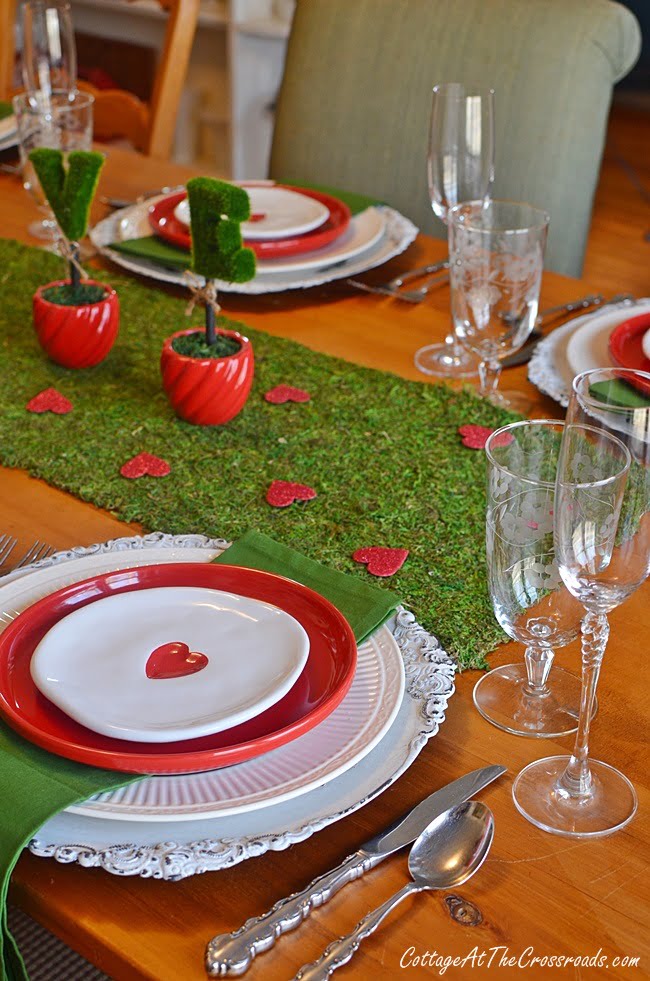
[145,641,209,679]
[26,387,73,414]
[264,385,311,404]
[353,547,409,577]
[458,424,514,450]
[120,452,171,479]
[266,480,317,507]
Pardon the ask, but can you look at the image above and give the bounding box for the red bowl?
[608,312,650,395]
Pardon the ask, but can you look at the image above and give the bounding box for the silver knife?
[204,764,505,976]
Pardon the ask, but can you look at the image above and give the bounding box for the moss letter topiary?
[186,177,256,283]
[29,149,105,241]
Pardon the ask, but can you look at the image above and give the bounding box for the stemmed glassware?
[21,0,77,101]
[447,199,549,412]
[514,368,650,837]
[476,420,587,737]
[414,82,494,379]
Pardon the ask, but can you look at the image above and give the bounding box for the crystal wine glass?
[447,199,549,413]
[414,83,494,379]
[514,371,650,836]
[21,0,77,101]
[476,420,587,737]
[13,90,94,241]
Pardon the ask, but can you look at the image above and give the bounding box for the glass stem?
[478,358,501,398]
[523,646,553,697]
[559,611,609,797]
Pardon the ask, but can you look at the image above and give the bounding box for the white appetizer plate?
[0,533,455,878]
[30,585,309,743]
[528,298,650,406]
[90,199,417,294]
[174,185,330,240]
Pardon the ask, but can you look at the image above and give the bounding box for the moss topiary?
[29,149,104,242]
[172,329,241,359]
[186,177,256,283]
[41,283,107,306]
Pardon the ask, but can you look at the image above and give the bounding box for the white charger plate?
[0,533,455,879]
[30,585,309,743]
[89,199,417,294]
[174,186,330,240]
[528,298,650,406]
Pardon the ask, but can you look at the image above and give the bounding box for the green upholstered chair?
[269,0,641,276]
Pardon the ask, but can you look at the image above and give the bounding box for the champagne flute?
[476,420,587,737]
[514,369,650,836]
[21,0,77,102]
[414,83,494,379]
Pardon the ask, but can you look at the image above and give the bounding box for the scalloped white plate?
[174,186,330,239]
[0,534,455,879]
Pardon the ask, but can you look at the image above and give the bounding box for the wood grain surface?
[1,107,649,980]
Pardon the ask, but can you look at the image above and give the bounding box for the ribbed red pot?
[33,280,119,368]
[160,328,254,425]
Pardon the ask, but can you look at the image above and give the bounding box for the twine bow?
[55,233,87,282]
[184,272,221,319]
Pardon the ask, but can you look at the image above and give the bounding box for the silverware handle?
[294,883,417,981]
[388,260,449,288]
[205,850,383,976]
[537,293,603,323]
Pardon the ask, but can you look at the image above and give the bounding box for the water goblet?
[414,82,494,379]
[21,0,77,100]
[12,90,94,241]
[447,199,549,413]
[475,420,587,737]
[514,373,650,837]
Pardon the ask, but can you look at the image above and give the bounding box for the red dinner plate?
[0,563,357,774]
[147,186,351,260]
[608,313,650,395]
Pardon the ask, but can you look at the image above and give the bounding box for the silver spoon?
[294,800,494,980]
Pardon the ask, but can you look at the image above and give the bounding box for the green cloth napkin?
[213,530,400,643]
[589,379,650,409]
[109,182,383,270]
[0,531,398,980]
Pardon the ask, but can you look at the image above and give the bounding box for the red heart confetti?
[458,425,514,450]
[145,641,208,679]
[264,385,311,404]
[120,452,171,479]
[353,547,409,577]
[26,388,73,415]
[266,480,317,507]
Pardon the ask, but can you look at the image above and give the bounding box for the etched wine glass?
[414,83,494,379]
[476,420,587,737]
[514,373,650,836]
[447,199,549,412]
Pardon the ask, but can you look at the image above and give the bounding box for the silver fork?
[0,535,17,572]
[12,540,54,572]
[347,260,449,300]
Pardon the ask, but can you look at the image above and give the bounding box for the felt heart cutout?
[353,547,409,577]
[120,452,171,479]
[146,641,209,680]
[264,385,311,404]
[458,425,514,450]
[266,480,317,507]
[26,387,73,415]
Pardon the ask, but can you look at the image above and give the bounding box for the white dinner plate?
[566,302,650,378]
[30,585,309,743]
[0,114,16,144]
[0,533,455,878]
[528,299,650,407]
[174,185,330,240]
[89,199,417,294]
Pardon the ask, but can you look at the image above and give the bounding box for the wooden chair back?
[0,0,17,100]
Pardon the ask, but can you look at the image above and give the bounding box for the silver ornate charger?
[0,533,456,880]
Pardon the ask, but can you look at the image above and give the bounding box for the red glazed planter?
[33,279,119,369]
[160,327,254,425]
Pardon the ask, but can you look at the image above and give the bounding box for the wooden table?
[2,148,649,981]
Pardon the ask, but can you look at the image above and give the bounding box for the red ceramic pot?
[33,279,119,369]
[160,327,254,425]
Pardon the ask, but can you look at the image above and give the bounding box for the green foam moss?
[172,329,241,359]
[186,177,256,283]
[0,240,523,669]
[42,283,107,307]
[28,149,104,241]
